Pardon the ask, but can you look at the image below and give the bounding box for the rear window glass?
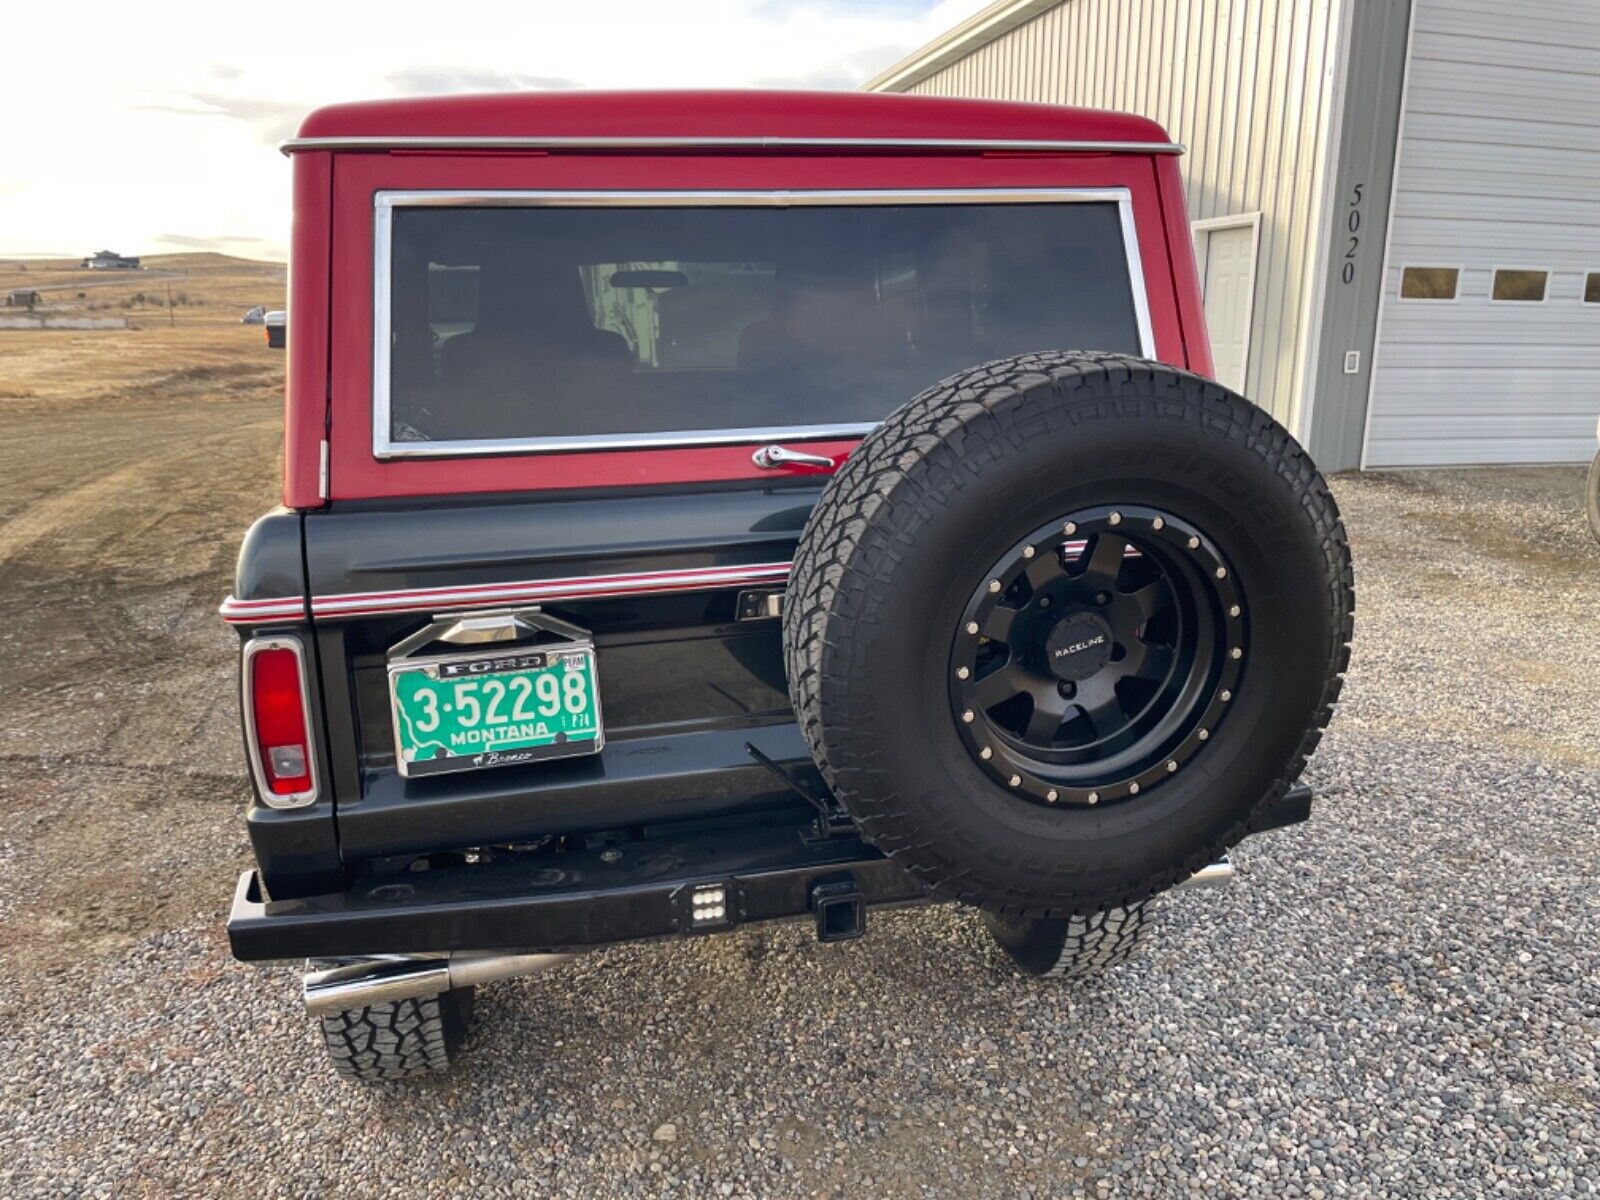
[381,199,1145,451]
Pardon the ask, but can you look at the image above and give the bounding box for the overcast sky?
[0,0,989,262]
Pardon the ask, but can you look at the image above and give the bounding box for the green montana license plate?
[389,647,602,777]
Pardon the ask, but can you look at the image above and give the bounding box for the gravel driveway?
[0,379,1596,1198]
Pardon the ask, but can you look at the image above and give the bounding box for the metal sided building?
[865,0,1600,470]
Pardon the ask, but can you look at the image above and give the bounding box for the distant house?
[82,250,141,270]
[5,289,41,308]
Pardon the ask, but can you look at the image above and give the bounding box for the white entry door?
[1193,215,1260,393]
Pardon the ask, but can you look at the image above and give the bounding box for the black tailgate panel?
[303,482,826,860]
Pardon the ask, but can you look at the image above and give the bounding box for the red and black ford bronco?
[224,90,1353,1082]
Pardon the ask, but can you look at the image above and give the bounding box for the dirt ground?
[1,253,284,324]
[0,299,1596,1195]
[0,259,284,971]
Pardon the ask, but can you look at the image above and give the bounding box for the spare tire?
[783,352,1352,917]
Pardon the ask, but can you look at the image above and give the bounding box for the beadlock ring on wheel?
[949,504,1246,808]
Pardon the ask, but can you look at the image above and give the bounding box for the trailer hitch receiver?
[810,875,866,943]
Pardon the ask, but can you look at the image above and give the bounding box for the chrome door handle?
[753,444,835,469]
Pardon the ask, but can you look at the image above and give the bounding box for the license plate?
[389,647,603,777]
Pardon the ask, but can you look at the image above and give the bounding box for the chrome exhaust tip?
[303,952,574,1016]
[1178,854,1235,890]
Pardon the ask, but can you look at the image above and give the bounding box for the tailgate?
[303,482,825,860]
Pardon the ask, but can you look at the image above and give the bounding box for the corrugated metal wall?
[886,0,1345,428]
[1364,0,1600,466]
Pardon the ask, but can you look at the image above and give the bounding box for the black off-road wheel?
[318,986,475,1083]
[783,352,1352,917]
[984,901,1156,978]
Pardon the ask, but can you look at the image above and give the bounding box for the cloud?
[754,42,917,90]
[388,67,580,95]
[750,0,941,17]
[130,91,309,145]
[188,93,310,145]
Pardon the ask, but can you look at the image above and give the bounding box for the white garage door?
[1364,0,1600,467]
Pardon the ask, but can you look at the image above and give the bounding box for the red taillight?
[245,640,315,803]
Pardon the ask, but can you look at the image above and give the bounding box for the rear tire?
[984,901,1155,978]
[318,986,475,1083]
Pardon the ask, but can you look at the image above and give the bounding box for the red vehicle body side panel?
[1155,155,1213,380]
[313,151,1192,503]
[293,89,1172,148]
[283,152,333,509]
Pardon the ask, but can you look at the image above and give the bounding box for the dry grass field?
[0,251,284,316]
[0,253,285,407]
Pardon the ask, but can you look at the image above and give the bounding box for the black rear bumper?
[228,785,1313,962]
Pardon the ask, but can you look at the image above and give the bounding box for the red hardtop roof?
[290,89,1174,151]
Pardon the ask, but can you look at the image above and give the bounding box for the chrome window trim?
[372,187,1157,460]
[240,635,321,810]
[288,134,1184,156]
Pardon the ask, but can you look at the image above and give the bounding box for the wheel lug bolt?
[1215,566,1227,580]
[962,709,975,723]
[988,579,1001,594]
[980,746,992,760]
[1152,517,1164,530]
[1167,760,1178,773]
[1058,681,1076,699]
[1038,596,1052,610]
[1094,592,1109,605]
[1198,728,1210,741]
[1230,647,1242,660]
[1064,522,1077,535]
[1046,789,1058,803]
[1088,792,1100,805]
[1022,546,1035,559]
[956,666,970,679]
[1109,511,1122,526]
[1220,689,1232,702]
[1229,604,1240,618]
[966,621,979,635]
[1008,775,1021,788]
[1128,781,1140,795]
[1188,536,1200,549]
